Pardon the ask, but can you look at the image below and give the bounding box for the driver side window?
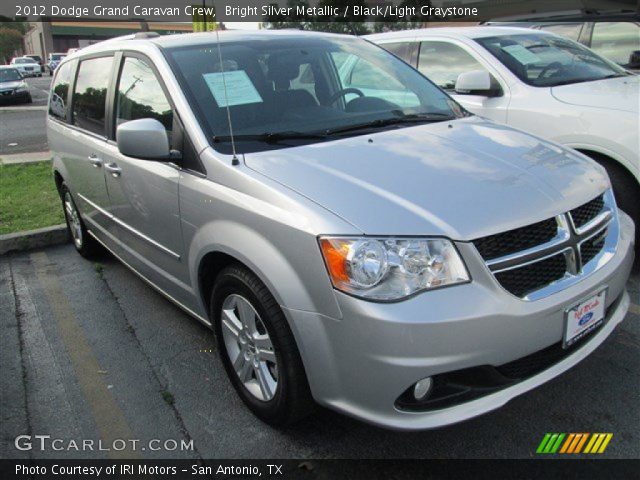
[418,41,487,90]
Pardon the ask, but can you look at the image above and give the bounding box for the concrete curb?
[0,224,69,255]
[0,105,48,112]
[0,151,51,165]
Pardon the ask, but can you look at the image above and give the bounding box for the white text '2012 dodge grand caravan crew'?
[48,30,635,430]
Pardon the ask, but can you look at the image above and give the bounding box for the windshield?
[475,34,627,87]
[166,35,464,153]
[0,69,22,82]
[14,58,35,64]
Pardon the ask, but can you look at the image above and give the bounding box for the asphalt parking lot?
[0,76,50,155]
[1,244,639,460]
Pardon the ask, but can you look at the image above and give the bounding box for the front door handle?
[104,163,122,178]
[88,155,102,168]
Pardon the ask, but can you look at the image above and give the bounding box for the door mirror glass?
[455,70,501,97]
[116,118,171,160]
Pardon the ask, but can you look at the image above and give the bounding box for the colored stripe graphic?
[538,433,613,454]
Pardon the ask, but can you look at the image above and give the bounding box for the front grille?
[494,253,567,298]
[473,217,558,261]
[496,341,570,379]
[472,192,613,299]
[570,194,604,229]
[581,229,607,266]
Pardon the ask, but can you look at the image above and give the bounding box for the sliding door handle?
[104,163,122,178]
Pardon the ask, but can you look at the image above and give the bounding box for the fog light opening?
[413,377,433,401]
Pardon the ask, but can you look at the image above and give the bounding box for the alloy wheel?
[220,294,278,401]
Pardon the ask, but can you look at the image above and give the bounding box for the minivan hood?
[244,117,609,240]
[551,75,639,114]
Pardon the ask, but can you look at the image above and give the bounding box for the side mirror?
[455,70,502,97]
[627,50,640,69]
[116,118,171,160]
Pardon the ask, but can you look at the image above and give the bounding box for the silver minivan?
[48,30,635,430]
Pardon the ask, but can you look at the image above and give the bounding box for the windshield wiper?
[323,113,455,136]
[213,131,328,144]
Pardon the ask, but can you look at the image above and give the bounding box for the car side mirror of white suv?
[455,70,502,97]
[116,118,173,161]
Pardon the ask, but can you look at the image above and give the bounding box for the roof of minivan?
[366,26,551,41]
[69,29,351,59]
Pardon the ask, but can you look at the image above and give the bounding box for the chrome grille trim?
[474,189,618,301]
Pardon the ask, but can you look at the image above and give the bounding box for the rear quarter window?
[49,62,74,121]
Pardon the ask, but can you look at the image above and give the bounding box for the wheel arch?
[572,147,639,189]
[190,220,341,322]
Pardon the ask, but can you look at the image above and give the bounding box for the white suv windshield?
[14,58,35,64]
[166,35,465,154]
[476,34,627,87]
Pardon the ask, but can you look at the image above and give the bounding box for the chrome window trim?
[77,192,181,260]
[477,189,618,301]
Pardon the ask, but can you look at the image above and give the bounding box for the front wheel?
[211,265,315,426]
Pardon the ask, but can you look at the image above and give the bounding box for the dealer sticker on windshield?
[564,289,606,348]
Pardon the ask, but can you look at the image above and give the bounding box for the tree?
[264,0,313,31]
[371,0,429,33]
[0,27,22,64]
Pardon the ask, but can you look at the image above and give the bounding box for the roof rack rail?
[133,32,160,39]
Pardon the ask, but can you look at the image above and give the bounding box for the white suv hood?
[245,117,609,240]
[551,75,639,114]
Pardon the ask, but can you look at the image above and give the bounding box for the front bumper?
[285,211,635,430]
[0,90,30,102]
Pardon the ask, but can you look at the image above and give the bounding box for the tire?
[592,157,639,238]
[211,264,315,426]
[60,183,102,258]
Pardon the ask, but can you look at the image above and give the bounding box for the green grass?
[0,161,65,235]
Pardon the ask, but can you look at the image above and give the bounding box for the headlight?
[15,83,27,92]
[319,237,470,301]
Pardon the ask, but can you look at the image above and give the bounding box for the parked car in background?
[48,30,634,430]
[66,48,79,55]
[46,53,67,75]
[9,57,42,77]
[24,54,43,66]
[483,19,640,71]
[0,66,32,104]
[368,27,640,246]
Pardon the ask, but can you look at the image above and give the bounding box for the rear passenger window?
[72,56,113,135]
[116,56,173,139]
[49,61,73,121]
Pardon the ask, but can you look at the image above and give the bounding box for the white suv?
[10,56,42,77]
[368,27,639,243]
